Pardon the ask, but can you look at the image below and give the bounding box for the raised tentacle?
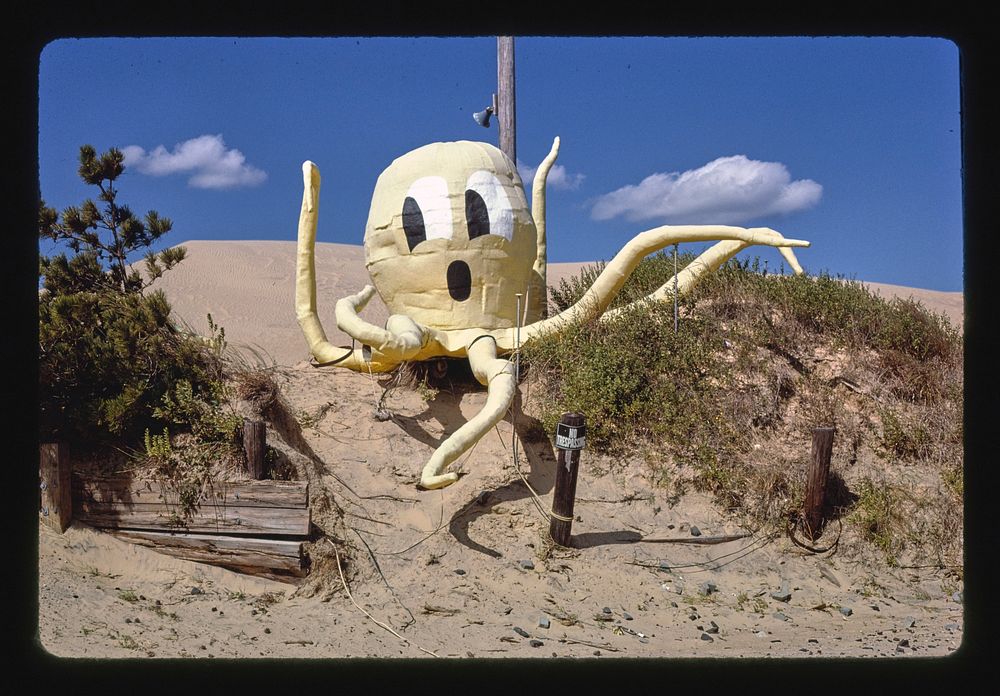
[527,136,561,322]
[495,225,809,349]
[418,336,516,490]
[296,160,420,372]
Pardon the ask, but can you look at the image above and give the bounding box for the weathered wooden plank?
[40,443,73,533]
[76,501,311,536]
[112,529,305,576]
[73,476,308,508]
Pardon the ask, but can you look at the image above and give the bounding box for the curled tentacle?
[418,336,516,490]
[334,286,426,361]
[602,233,806,321]
[494,225,809,349]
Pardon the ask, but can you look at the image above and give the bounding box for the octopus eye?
[402,176,453,252]
[465,170,514,242]
[402,197,426,252]
[465,190,490,239]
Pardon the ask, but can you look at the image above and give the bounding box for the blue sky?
[38,36,962,292]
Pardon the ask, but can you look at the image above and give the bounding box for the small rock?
[667,524,675,530]
[211,607,217,612]
[513,627,530,638]
[454,569,466,575]
[870,604,880,611]
[839,607,853,617]
[125,618,132,624]
[593,650,601,656]
[264,628,270,634]
[698,581,717,596]
[190,587,203,595]
[529,639,544,648]
[944,623,959,631]
[808,638,819,644]
[690,526,702,537]
[134,618,141,624]
[155,600,161,606]
[602,607,613,615]
[538,617,550,629]
[903,617,916,628]
[706,621,719,634]
[518,560,535,570]
[502,606,512,615]
[638,637,649,644]
[139,595,146,601]
[658,561,671,571]
[670,602,678,608]
[770,584,792,602]
[898,639,909,647]
[700,633,713,642]
[952,591,962,603]
[623,612,633,621]
[772,612,790,622]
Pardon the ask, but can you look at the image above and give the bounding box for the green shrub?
[527,252,962,551]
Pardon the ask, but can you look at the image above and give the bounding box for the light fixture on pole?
[473,93,499,128]
[473,106,494,128]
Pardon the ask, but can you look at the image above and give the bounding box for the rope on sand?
[329,538,439,658]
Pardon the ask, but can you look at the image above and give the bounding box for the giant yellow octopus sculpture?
[296,138,809,490]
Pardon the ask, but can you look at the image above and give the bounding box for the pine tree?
[39,145,185,295]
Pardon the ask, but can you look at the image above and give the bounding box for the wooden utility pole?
[497,36,516,163]
[803,427,836,540]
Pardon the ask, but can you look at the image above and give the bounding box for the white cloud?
[590,155,821,225]
[517,160,585,191]
[122,134,267,189]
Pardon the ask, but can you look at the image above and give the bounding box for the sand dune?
[38,237,964,658]
[153,240,963,367]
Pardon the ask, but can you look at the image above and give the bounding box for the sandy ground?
[36,240,965,660]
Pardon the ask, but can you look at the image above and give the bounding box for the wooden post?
[39,443,72,532]
[243,418,268,480]
[549,412,586,547]
[497,36,516,163]
[804,427,836,540]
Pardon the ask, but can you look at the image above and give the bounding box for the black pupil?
[402,196,426,252]
[465,190,490,239]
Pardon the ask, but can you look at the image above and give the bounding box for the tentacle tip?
[417,472,460,490]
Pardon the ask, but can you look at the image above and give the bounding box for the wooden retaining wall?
[40,442,313,583]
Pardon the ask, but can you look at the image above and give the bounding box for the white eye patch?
[465,170,514,242]
[402,176,453,251]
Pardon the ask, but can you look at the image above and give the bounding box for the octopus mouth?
[446,260,472,302]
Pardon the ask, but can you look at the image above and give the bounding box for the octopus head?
[363,141,538,331]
